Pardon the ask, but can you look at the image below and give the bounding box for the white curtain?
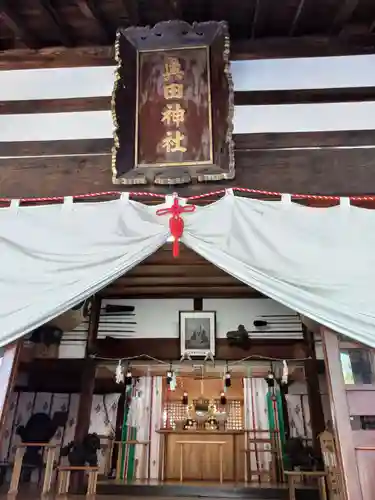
[1,193,375,347]
[126,377,152,479]
[243,378,270,476]
[182,194,375,347]
[89,394,120,474]
[149,376,163,480]
[0,198,168,347]
[286,395,312,439]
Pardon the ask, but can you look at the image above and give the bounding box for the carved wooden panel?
[112,20,235,186]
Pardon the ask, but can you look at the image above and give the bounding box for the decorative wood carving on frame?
[111,20,235,186]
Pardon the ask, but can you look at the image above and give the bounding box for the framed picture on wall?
[179,311,216,357]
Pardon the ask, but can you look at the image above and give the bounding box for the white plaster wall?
[96,297,302,340]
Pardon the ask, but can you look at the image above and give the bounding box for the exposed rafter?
[251,0,273,39]
[331,0,359,34]
[289,0,306,37]
[0,2,39,48]
[40,0,73,47]
[1,35,375,70]
[120,0,139,26]
[76,0,113,44]
[169,0,182,20]
[251,0,261,39]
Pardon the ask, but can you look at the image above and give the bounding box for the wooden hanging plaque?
[112,20,235,186]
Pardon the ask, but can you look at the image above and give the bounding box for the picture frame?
[179,311,216,358]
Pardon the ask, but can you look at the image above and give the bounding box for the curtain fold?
[182,194,375,347]
[149,376,163,480]
[0,198,169,347]
[1,193,375,347]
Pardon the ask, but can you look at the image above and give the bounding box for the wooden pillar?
[321,327,362,500]
[0,342,21,442]
[303,326,325,452]
[71,296,101,492]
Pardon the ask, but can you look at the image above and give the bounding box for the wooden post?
[71,295,101,492]
[321,327,362,500]
[0,342,21,443]
[303,326,326,452]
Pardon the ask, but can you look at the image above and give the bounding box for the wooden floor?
[0,480,320,500]
[96,479,319,499]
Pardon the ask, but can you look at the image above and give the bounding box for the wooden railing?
[103,439,150,481]
[8,443,56,495]
[243,429,284,484]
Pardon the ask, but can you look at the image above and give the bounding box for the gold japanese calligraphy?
[164,83,184,100]
[162,131,187,153]
[161,56,187,155]
[161,103,185,127]
[163,57,184,82]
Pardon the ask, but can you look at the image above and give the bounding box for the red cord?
[0,187,375,205]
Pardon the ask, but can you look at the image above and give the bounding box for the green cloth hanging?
[266,389,288,470]
[126,427,137,481]
[120,385,136,481]
[120,401,129,480]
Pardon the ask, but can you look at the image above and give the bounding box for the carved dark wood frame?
[111,20,235,186]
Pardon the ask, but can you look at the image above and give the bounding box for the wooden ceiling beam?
[102,285,264,298]
[76,0,113,44]
[2,34,375,69]
[126,264,230,277]
[0,3,39,48]
[40,0,74,47]
[251,0,273,39]
[331,0,359,34]
[114,276,243,286]
[231,34,375,59]
[120,0,139,25]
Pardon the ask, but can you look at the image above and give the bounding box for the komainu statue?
[16,411,68,480]
[60,433,101,467]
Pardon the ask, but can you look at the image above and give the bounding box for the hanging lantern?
[225,371,231,388]
[167,363,173,386]
[220,391,227,405]
[265,370,275,388]
[182,391,188,405]
[115,360,124,384]
[125,368,133,386]
[281,360,288,385]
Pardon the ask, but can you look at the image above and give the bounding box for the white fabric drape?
[243,378,270,476]
[126,377,152,479]
[149,376,163,480]
[1,193,375,347]
[182,194,375,347]
[0,198,168,347]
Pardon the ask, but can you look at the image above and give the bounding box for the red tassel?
[169,215,184,257]
[156,196,196,258]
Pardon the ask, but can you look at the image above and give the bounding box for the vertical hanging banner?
[112,20,235,186]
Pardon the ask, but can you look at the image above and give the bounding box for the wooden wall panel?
[162,377,244,402]
[0,55,375,199]
[2,146,375,198]
[96,337,305,361]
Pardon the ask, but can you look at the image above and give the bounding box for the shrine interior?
[0,245,337,499]
[1,1,375,499]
